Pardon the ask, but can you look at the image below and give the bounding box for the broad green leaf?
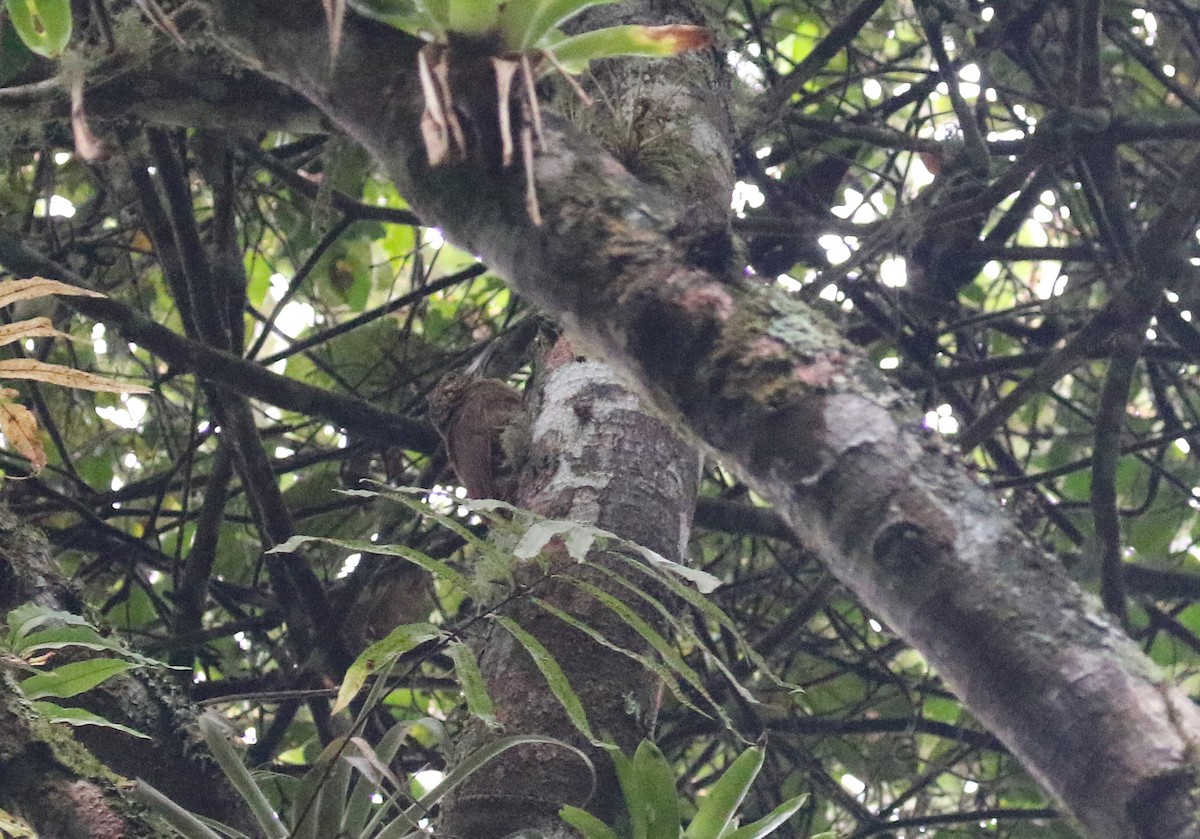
[724,793,808,839]
[268,532,473,592]
[599,743,641,835]
[447,640,500,728]
[559,804,621,839]
[317,755,354,839]
[423,0,450,34]
[290,738,348,839]
[548,24,711,71]
[19,657,135,699]
[502,0,618,50]
[683,747,764,839]
[335,622,443,713]
[31,701,150,738]
[446,0,497,34]
[3,0,72,58]
[16,624,171,666]
[494,615,596,742]
[632,740,681,839]
[6,603,93,645]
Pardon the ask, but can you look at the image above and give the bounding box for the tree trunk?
[440,344,699,838]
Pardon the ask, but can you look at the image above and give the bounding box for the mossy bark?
[0,503,258,835]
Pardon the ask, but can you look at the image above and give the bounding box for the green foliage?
[496,612,599,739]
[271,485,770,741]
[135,711,592,839]
[3,0,71,58]
[347,0,705,63]
[561,741,806,839]
[20,657,137,699]
[446,640,497,727]
[333,621,443,714]
[2,603,161,738]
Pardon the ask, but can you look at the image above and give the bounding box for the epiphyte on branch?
[344,0,711,223]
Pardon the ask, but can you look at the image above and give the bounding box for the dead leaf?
[129,231,155,254]
[0,278,105,309]
[0,359,150,394]
[0,317,84,349]
[0,395,46,471]
[323,0,346,61]
[492,57,520,167]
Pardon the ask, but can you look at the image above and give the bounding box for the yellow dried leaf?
[0,317,82,348]
[0,359,150,394]
[0,278,105,309]
[0,396,46,471]
[129,230,154,254]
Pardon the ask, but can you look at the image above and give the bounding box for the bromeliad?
[340,0,710,222]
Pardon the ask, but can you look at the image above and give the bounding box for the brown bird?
[427,374,526,502]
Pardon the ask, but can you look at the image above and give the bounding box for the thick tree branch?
[0,42,323,134]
